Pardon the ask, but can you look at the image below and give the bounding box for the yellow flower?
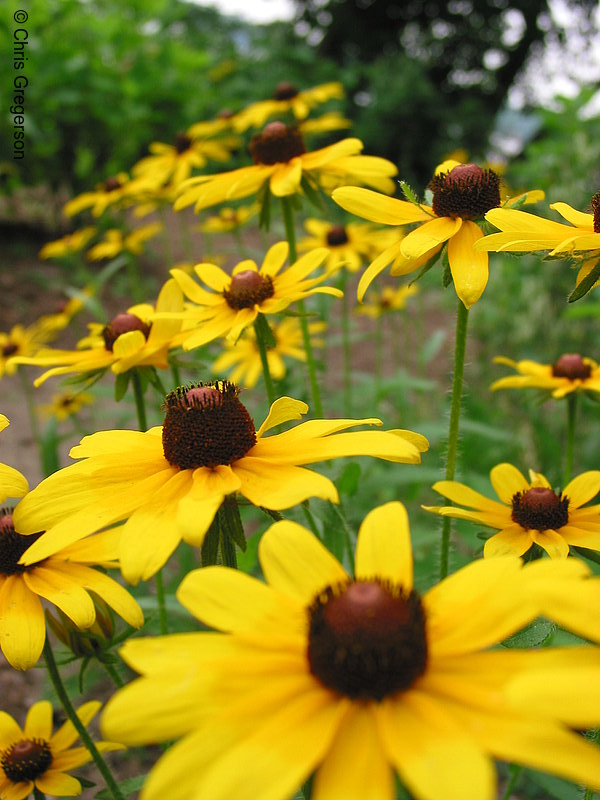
[39,227,97,260]
[212,317,326,388]
[37,391,94,422]
[63,172,158,218]
[0,502,143,669]
[0,313,71,380]
[86,223,162,261]
[197,203,259,234]
[101,502,600,800]
[175,124,397,213]
[299,111,352,137]
[491,353,600,399]
[297,217,402,274]
[131,127,241,191]
[0,700,121,799]
[424,463,600,559]
[0,416,29,503]
[9,279,184,386]
[231,81,345,132]
[166,241,341,350]
[333,161,543,308]
[13,383,427,585]
[355,284,419,319]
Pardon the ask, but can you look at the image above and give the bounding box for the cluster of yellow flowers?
[2,79,600,800]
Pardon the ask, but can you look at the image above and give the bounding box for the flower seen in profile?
[0,700,122,799]
[424,463,600,559]
[9,278,184,386]
[333,160,543,308]
[197,204,259,234]
[86,223,162,261]
[63,172,158,218]
[211,316,326,389]
[355,283,419,319]
[491,353,600,399]
[174,123,397,213]
[13,382,427,585]
[39,227,97,261]
[101,502,600,800]
[231,81,345,132]
[166,241,341,350]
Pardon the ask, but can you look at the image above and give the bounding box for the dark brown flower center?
[511,487,569,531]
[429,163,501,220]
[2,342,19,358]
[274,82,299,101]
[102,313,151,352]
[307,579,428,701]
[0,513,44,575]
[1,738,53,783]
[162,381,256,470]
[174,132,192,153]
[103,176,122,193]
[222,270,275,310]
[591,191,600,233]
[249,122,306,165]
[326,225,349,246]
[552,353,592,380]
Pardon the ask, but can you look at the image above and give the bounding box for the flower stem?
[131,369,147,431]
[254,314,276,405]
[217,501,244,568]
[280,197,323,416]
[100,658,126,688]
[43,638,125,800]
[339,269,352,416]
[564,393,577,486]
[375,314,383,400]
[500,764,521,800]
[439,299,469,580]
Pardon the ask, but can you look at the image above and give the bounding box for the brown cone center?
[307,579,428,700]
[274,82,299,100]
[0,513,44,575]
[511,486,569,531]
[552,353,591,380]
[326,225,349,246]
[102,313,151,351]
[430,163,501,220]
[591,191,600,234]
[223,270,275,310]
[1,738,53,782]
[249,122,306,165]
[162,381,257,469]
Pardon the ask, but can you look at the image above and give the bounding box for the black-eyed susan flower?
[355,284,419,319]
[211,317,325,389]
[0,700,121,799]
[231,81,345,132]
[166,241,341,350]
[0,314,71,380]
[9,279,184,386]
[0,504,143,669]
[37,391,94,422]
[86,223,162,261]
[101,502,600,800]
[333,160,543,307]
[14,383,427,585]
[39,227,97,261]
[63,173,157,219]
[297,217,402,274]
[0,416,29,503]
[425,463,600,559]
[174,123,397,213]
[197,204,259,234]
[491,353,600,399]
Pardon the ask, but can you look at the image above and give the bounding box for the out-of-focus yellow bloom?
[356,284,419,319]
[232,81,345,132]
[39,227,97,260]
[86,223,162,261]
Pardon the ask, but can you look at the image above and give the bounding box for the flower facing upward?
[424,463,600,559]
[491,353,600,399]
[174,123,397,213]
[0,700,121,799]
[166,241,341,350]
[13,383,427,585]
[101,502,600,800]
[212,317,325,389]
[333,161,543,308]
[297,218,403,274]
[9,278,184,386]
[0,502,143,669]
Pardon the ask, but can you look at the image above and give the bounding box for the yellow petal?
[563,470,600,507]
[357,241,405,302]
[483,527,533,558]
[23,564,96,628]
[24,701,53,741]
[193,262,232,292]
[235,458,339,509]
[447,220,488,308]
[531,529,570,559]
[550,201,593,229]
[355,502,413,588]
[401,216,462,259]
[0,464,29,502]
[256,396,308,438]
[111,329,146,359]
[35,772,82,796]
[0,710,24,749]
[50,701,101,752]
[431,480,507,513]
[0,576,45,669]
[489,463,528,503]
[260,241,289,277]
[259,519,348,605]
[270,160,303,196]
[332,187,430,225]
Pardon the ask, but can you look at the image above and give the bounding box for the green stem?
[439,299,469,581]
[564,393,577,486]
[375,315,383,400]
[100,658,125,689]
[280,197,323,416]
[302,500,321,539]
[217,500,245,568]
[154,570,168,635]
[43,638,125,800]
[500,764,522,800]
[340,270,352,416]
[131,369,147,431]
[253,315,276,405]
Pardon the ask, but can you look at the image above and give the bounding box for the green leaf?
[568,260,600,303]
[114,371,130,402]
[502,618,555,648]
[399,180,421,206]
[337,462,362,496]
[254,313,277,349]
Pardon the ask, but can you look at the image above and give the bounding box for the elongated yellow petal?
[430,480,507,512]
[550,201,593,229]
[447,219,487,308]
[333,187,430,225]
[401,216,462,259]
[0,576,45,669]
[355,502,413,588]
[259,520,348,605]
[256,396,308,438]
[531,529,569,558]
[0,464,28,502]
[235,458,339,508]
[489,463,528,503]
[24,701,53,741]
[270,160,303,196]
[483,527,532,558]
[111,329,146,359]
[260,241,289,277]
[23,564,96,627]
[0,711,24,749]
[50,701,101,752]
[563,470,600,507]
[357,241,405,302]
[35,771,82,796]
[61,562,144,627]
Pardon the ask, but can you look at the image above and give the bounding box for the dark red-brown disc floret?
[102,313,151,352]
[429,163,501,220]
[552,353,592,380]
[222,270,275,310]
[274,82,299,101]
[0,511,44,576]
[511,487,569,531]
[307,579,428,700]
[249,122,306,165]
[1,738,53,782]
[174,132,193,153]
[326,225,349,246]
[591,191,600,233]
